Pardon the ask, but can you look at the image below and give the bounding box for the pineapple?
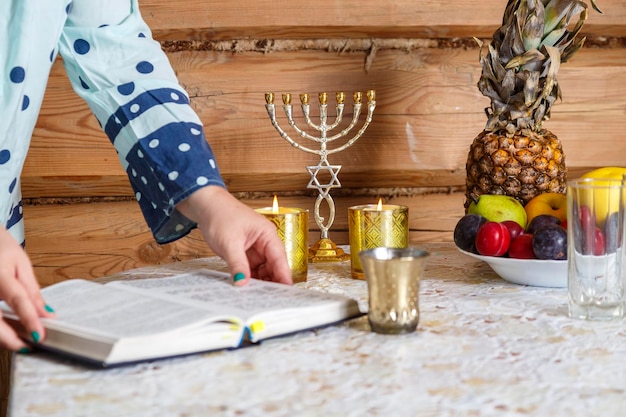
[465,0,603,209]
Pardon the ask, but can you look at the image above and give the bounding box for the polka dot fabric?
[1,0,225,245]
[125,121,223,242]
[1,0,72,246]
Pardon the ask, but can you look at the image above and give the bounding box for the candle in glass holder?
[255,196,309,283]
[348,200,409,279]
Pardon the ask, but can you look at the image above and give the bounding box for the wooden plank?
[24,193,464,285]
[20,170,464,198]
[22,47,626,197]
[137,0,626,40]
[24,202,211,286]
[20,165,599,201]
[21,176,134,198]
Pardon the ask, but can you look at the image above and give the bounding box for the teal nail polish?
[45,304,55,313]
[233,272,245,283]
[31,331,40,343]
[18,347,31,354]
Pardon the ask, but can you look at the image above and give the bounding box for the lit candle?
[348,199,409,279]
[255,196,309,283]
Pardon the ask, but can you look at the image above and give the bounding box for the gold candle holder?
[348,201,409,279]
[256,196,309,283]
[360,247,429,334]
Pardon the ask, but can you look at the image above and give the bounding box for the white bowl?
[457,247,567,288]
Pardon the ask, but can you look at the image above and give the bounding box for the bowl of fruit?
[454,193,569,288]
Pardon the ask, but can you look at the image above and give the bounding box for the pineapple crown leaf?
[543,1,587,37]
[589,0,603,13]
[478,0,602,133]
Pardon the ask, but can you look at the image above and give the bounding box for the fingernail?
[233,272,245,283]
[31,331,40,343]
[17,347,31,354]
[45,304,55,313]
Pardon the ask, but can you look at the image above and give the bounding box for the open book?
[0,270,362,367]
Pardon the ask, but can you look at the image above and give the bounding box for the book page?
[110,270,352,319]
[30,279,239,338]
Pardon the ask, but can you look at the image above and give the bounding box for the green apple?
[467,194,527,229]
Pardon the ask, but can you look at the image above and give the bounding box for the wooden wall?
[22,0,626,286]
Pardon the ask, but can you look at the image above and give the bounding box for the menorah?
[264,90,376,262]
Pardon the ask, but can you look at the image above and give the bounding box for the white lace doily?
[10,243,626,417]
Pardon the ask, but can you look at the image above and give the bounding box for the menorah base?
[308,238,350,263]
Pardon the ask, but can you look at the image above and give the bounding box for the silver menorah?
[264,90,376,262]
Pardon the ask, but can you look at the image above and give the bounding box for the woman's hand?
[0,228,53,351]
[177,186,292,286]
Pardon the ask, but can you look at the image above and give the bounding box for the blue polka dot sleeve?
[57,0,226,244]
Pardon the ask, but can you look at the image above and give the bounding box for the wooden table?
[8,243,626,417]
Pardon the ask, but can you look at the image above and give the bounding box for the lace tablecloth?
[9,243,626,417]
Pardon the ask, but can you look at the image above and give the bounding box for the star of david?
[306,161,342,193]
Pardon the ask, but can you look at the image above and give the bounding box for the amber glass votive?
[348,204,409,279]
[255,206,309,283]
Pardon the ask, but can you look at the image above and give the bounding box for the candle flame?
[376,198,383,211]
[272,195,279,214]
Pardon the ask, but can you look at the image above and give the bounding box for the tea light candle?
[255,196,309,283]
[348,200,409,279]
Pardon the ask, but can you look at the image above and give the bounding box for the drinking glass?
[567,178,626,320]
